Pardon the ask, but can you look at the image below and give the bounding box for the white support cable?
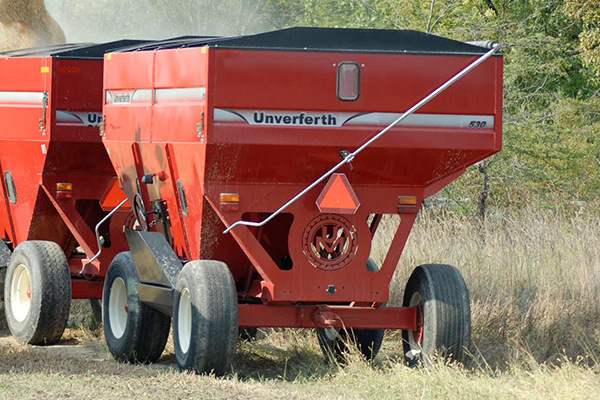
[223,44,501,234]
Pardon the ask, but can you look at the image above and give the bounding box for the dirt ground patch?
[0,328,108,362]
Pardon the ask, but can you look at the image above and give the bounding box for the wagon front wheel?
[173,260,238,375]
[402,264,471,366]
[316,258,384,362]
[103,252,171,363]
[317,326,384,363]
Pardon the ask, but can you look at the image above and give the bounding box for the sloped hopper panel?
[125,229,183,316]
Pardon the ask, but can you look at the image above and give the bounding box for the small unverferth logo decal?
[56,111,103,127]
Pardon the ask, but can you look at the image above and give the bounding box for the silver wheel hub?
[323,328,340,341]
[109,277,128,339]
[178,287,192,354]
[406,291,423,357]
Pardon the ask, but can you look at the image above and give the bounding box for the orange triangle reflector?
[316,173,360,214]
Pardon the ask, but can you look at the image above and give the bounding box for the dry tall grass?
[59,209,600,369]
[3,208,600,370]
[370,209,600,368]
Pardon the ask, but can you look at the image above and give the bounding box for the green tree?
[565,0,600,78]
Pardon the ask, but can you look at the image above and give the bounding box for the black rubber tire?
[402,264,471,367]
[173,260,238,375]
[103,252,170,363]
[90,299,102,326]
[239,327,258,341]
[317,258,385,362]
[4,241,71,345]
[318,327,385,363]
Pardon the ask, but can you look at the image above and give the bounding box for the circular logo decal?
[302,214,358,271]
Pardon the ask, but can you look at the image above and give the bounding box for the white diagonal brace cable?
[224,43,501,234]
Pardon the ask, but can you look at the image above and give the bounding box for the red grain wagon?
[0,42,142,344]
[101,27,502,374]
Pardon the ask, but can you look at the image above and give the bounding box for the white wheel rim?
[408,292,422,350]
[10,264,31,322]
[109,277,128,339]
[178,288,192,354]
[323,328,339,341]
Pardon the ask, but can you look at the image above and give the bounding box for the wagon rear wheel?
[316,258,385,362]
[402,264,471,366]
[173,260,238,375]
[239,327,258,341]
[103,252,171,363]
[4,241,71,345]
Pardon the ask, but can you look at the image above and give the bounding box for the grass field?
[2,209,600,399]
[1,331,600,400]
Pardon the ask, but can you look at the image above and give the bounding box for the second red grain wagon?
[0,42,144,344]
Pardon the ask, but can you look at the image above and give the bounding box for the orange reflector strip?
[56,182,73,191]
[41,66,50,73]
[220,193,239,212]
[220,193,239,203]
[398,196,417,206]
[316,173,360,214]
